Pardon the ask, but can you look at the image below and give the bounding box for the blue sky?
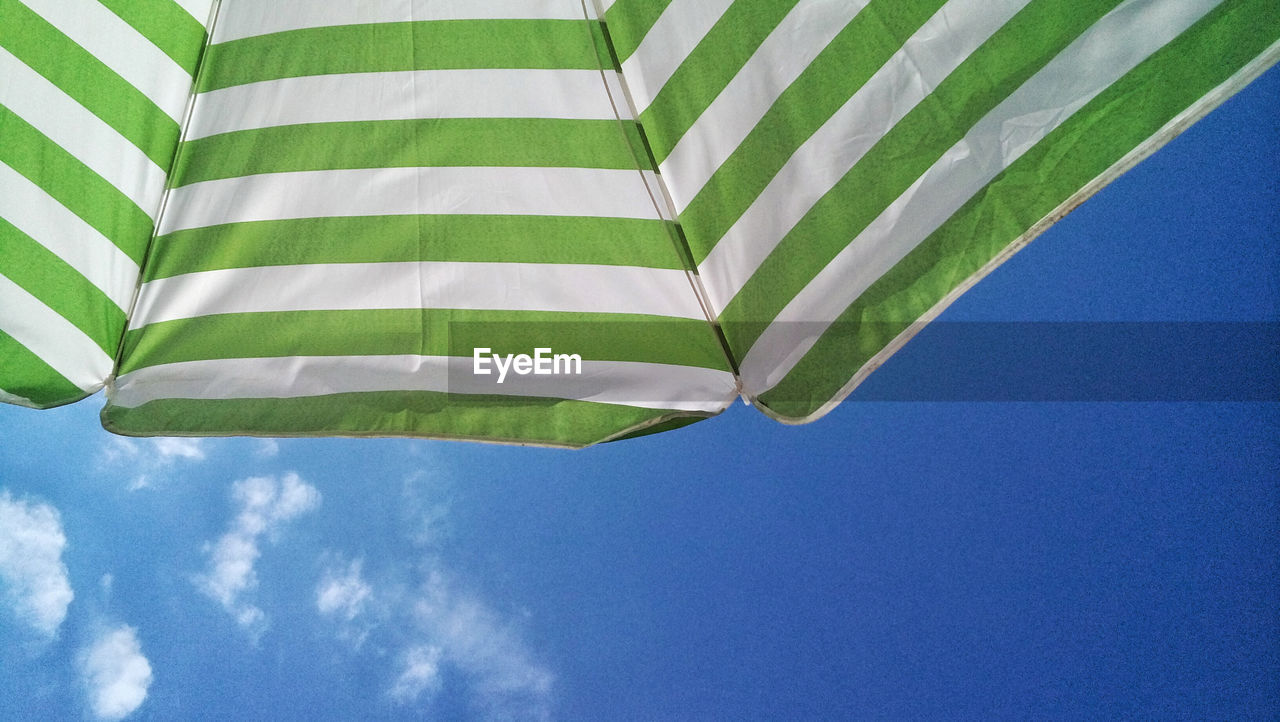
[0,66,1275,720]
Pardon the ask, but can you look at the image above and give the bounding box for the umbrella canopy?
[2,0,1277,445]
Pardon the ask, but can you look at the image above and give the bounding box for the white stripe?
[658,0,871,212]
[0,48,168,221]
[173,0,216,24]
[158,166,667,235]
[602,67,635,120]
[19,0,194,121]
[110,355,738,413]
[0,162,139,310]
[696,0,1031,314]
[0,274,113,393]
[739,0,1224,394]
[186,68,621,139]
[597,0,618,14]
[619,0,733,113]
[213,0,586,43]
[131,261,707,326]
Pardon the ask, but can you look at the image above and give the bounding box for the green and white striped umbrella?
[2,0,1276,446]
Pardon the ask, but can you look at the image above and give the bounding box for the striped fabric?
[100,0,739,446]
[0,0,211,407]
[3,0,1277,444]
[602,0,1280,421]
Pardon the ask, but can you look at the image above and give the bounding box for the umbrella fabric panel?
[0,0,211,407]
[604,0,1280,420]
[104,0,739,446]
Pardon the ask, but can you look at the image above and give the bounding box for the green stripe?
[720,0,1123,355]
[0,0,180,167]
[677,1,946,262]
[144,215,686,280]
[587,18,619,72]
[0,219,125,356]
[101,392,713,447]
[0,106,154,264]
[756,0,1279,419]
[603,0,672,64]
[99,0,207,71]
[638,0,799,164]
[173,118,652,186]
[120,311,729,374]
[0,329,84,408]
[201,19,607,91]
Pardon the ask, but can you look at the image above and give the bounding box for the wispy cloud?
[0,490,74,637]
[196,473,321,637]
[400,470,452,549]
[149,438,205,461]
[78,625,153,721]
[317,558,372,621]
[407,571,554,720]
[316,556,376,647]
[390,644,443,703]
[254,439,280,459]
[315,472,552,719]
[100,437,209,491]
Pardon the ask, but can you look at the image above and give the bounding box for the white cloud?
[313,468,552,718]
[0,490,74,637]
[401,475,551,716]
[396,481,553,720]
[316,557,376,647]
[79,625,152,721]
[101,437,208,490]
[150,438,205,461]
[410,572,553,720]
[390,645,443,703]
[400,471,452,549]
[195,473,320,636]
[254,439,280,458]
[317,558,372,622]
[100,437,139,464]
